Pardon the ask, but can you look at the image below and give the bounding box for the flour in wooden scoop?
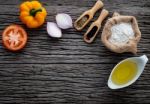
[109,23,135,45]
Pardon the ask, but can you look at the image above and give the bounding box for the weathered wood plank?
[0,64,150,104]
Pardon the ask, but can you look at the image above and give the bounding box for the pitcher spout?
[140,55,148,64]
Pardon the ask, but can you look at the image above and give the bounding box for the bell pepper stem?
[30,8,42,17]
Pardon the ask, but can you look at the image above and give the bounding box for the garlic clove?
[47,22,62,38]
[56,13,73,29]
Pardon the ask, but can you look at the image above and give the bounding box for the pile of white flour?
[109,23,135,45]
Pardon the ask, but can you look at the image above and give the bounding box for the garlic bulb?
[56,13,73,29]
[47,22,62,38]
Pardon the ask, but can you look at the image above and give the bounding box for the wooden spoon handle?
[95,9,109,26]
[90,0,104,15]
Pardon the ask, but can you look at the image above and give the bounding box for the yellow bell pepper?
[20,1,47,28]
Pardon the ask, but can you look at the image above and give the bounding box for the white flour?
[109,23,135,45]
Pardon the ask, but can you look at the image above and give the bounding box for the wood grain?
[0,0,150,103]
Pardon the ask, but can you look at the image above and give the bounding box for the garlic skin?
[56,13,73,29]
[47,22,62,38]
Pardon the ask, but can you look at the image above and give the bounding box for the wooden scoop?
[74,0,104,31]
[84,9,109,43]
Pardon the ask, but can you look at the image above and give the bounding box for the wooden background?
[0,0,150,103]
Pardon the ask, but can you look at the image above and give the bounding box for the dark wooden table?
[0,0,150,103]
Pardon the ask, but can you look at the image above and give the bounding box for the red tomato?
[2,25,28,51]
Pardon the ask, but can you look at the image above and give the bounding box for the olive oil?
[111,61,138,85]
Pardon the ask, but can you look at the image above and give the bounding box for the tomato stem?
[30,8,42,17]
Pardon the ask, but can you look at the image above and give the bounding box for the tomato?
[2,25,28,51]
